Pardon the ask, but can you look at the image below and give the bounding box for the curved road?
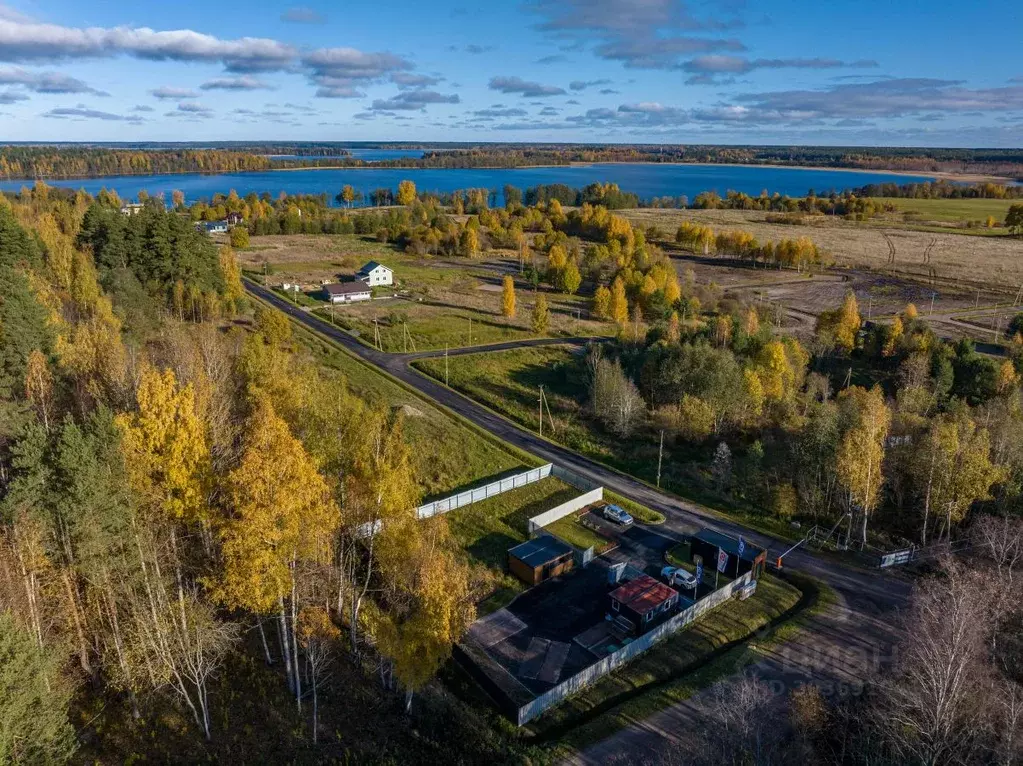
[246,280,910,762]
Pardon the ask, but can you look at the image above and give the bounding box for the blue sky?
[0,0,1020,146]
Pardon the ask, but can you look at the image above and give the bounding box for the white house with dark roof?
[322,282,372,304]
[357,261,393,287]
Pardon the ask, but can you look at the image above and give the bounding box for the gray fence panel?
[526,487,604,533]
[516,571,753,725]
[416,464,554,520]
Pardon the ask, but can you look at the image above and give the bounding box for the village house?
[322,281,372,304]
[607,573,678,636]
[357,261,393,287]
[198,220,228,235]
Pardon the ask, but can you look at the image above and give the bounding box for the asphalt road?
[246,280,911,761]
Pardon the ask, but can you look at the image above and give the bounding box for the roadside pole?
[656,430,664,488]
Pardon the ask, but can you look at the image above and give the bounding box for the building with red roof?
[607,574,678,635]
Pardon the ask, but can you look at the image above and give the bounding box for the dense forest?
[2,143,1022,180]
[0,184,504,763]
[0,146,351,180]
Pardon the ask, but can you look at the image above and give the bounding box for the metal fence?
[515,571,754,726]
[416,464,553,520]
[526,487,604,534]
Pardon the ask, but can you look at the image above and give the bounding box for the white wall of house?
[360,265,393,286]
[329,292,371,304]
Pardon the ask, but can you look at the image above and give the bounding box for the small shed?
[689,529,766,580]
[508,536,574,586]
[608,574,678,634]
[322,282,372,304]
[357,261,393,287]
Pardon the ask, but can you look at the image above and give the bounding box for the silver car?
[602,504,634,526]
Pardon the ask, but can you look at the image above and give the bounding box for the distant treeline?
[314,144,1023,177]
[0,146,351,180]
[850,179,1023,200]
[4,143,1023,178]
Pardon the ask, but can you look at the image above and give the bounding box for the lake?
[0,163,934,206]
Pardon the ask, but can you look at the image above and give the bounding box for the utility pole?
[867,295,872,322]
[468,316,472,346]
[929,292,936,316]
[656,430,664,488]
[445,344,449,386]
[538,385,544,437]
[373,318,381,351]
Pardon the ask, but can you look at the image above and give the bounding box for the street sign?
[717,548,728,573]
[737,536,746,557]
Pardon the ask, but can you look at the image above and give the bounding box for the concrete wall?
[526,487,604,534]
[417,464,553,520]
[515,571,754,726]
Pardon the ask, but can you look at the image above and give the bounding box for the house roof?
[692,528,764,562]
[323,281,372,296]
[508,535,573,568]
[609,574,676,615]
[358,260,391,274]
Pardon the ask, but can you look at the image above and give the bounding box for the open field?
[624,207,1023,291]
[529,574,803,749]
[878,196,1016,225]
[241,233,614,349]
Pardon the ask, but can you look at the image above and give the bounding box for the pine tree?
[0,612,75,764]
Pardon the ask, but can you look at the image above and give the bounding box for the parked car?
[602,504,634,526]
[660,566,698,590]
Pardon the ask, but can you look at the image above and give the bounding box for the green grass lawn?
[878,196,1015,225]
[313,302,539,352]
[446,477,579,570]
[442,476,584,614]
[530,574,804,751]
[545,513,611,552]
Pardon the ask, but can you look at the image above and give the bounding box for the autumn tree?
[396,180,417,206]
[590,356,644,437]
[229,225,249,249]
[816,290,861,353]
[298,606,339,743]
[501,274,516,318]
[531,293,550,335]
[218,393,338,710]
[836,385,891,546]
[592,284,611,320]
[913,409,1000,544]
[371,517,474,713]
[610,276,628,324]
[459,226,480,258]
